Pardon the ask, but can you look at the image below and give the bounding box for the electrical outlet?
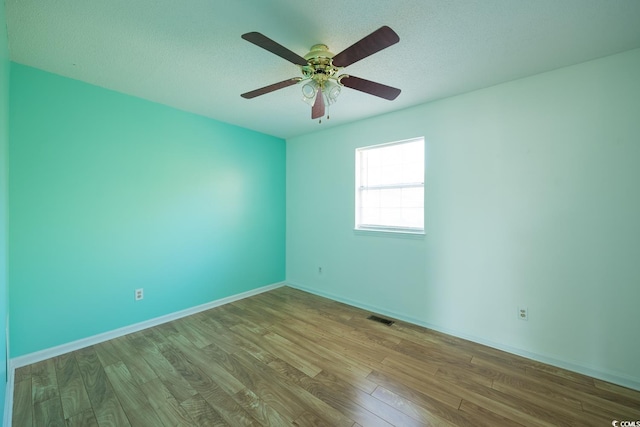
[135,288,144,301]
[518,306,528,321]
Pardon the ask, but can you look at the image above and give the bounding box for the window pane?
[361,207,380,225]
[401,140,423,163]
[366,166,383,186]
[381,164,403,185]
[379,207,402,226]
[379,144,402,166]
[361,189,380,208]
[401,187,423,208]
[379,187,402,208]
[401,207,423,228]
[356,137,425,233]
[401,162,423,183]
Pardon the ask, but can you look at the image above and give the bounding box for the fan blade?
[332,26,399,68]
[241,78,302,99]
[339,75,401,100]
[311,86,325,119]
[242,32,308,66]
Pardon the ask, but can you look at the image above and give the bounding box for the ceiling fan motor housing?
[302,44,341,85]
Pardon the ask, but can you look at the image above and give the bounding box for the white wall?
[286,48,640,389]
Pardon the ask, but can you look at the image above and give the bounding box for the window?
[355,137,424,234]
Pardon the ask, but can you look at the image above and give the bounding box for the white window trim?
[353,227,425,238]
[354,137,425,236]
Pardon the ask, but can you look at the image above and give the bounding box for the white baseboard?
[11,282,284,369]
[286,281,640,392]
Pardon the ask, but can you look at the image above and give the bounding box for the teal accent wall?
[9,63,285,357]
[0,0,9,420]
[287,49,640,387]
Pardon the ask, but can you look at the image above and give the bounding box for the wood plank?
[367,368,462,409]
[157,336,260,426]
[111,334,158,385]
[93,340,121,367]
[31,359,59,404]
[54,354,91,419]
[14,365,32,383]
[131,329,199,403]
[211,304,270,335]
[317,334,389,367]
[263,312,330,343]
[370,386,458,427]
[226,349,309,422]
[491,361,640,419]
[233,388,292,427]
[293,411,353,427]
[180,395,226,427]
[458,400,526,427]
[103,361,164,427]
[163,332,245,396]
[231,324,322,378]
[434,368,579,427]
[435,366,494,389]
[491,371,584,409]
[393,337,473,366]
[392,322,482,359]
[266,323,378,393]
[198,319,277,364]
[594,378,640,403]
[526,362,596,387]
[262,359,362,427]
[75,346,131,427]
[139,378,198,427]
[582,400,640,421]
[12,379,33,427]
[380,354,439,380]
[172,316,217,349]
[54,353,92,420]
[33,397,65,427]
[370,381,477,427]
[303,368,417,427]
[65,409,99,427]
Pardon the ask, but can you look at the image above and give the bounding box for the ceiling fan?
[240,26,401,121]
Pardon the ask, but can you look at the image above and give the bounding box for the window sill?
[354,227,425,239]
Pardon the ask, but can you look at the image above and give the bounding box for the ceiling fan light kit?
[240,26,401,122]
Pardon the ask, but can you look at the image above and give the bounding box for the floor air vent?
[367,315,395,326]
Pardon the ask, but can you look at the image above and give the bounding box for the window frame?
[354,137,425,236]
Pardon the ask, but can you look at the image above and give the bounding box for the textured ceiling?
[6,0,640,139]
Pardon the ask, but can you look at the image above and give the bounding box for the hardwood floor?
[11,286,640,426]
